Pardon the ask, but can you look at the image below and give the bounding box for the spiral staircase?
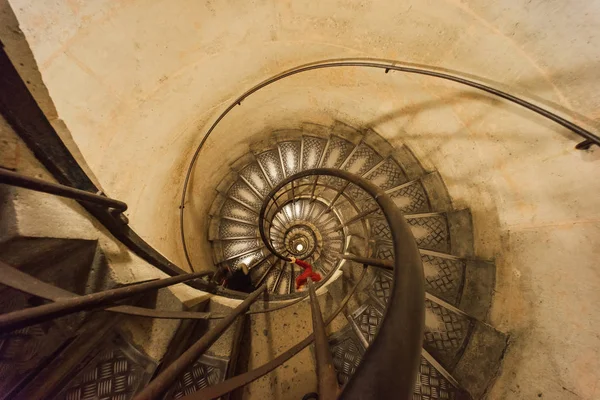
[205,121,508,398]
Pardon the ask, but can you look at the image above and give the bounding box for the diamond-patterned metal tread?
[301,136,327,169]
[0,323,63,397]
[322,136,354,169]
[166,354,228,399]
[414,357,462,400]
[350,301,385,346]
[329,326,463,399]
[345,183,379,213]
[59,336,155,400]
[256,149,284,186]
[365,158,407,190]
[279,141,301,177]
[422,255,465,306]
[369,270,393,308]
[221,199,258,224]
[218,219,257,239]
[406,216,450,253]
[389,181,431,214]
[370,218,392,241]
[423,299,471,368]
[371,245,465,306]
[374,242,394,261]
[240,162,271,197]
[343,143,383,176]
[228,181,262,210]
[329,325,365,386]
[222,239,261,260]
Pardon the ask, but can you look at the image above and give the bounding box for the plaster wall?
[5,1,600,398]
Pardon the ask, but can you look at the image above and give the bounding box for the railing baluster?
[0,270,207,332]
[316,180,350,220]
[133,285,267,400]
[307,277,339,400]
[309,175,319,203]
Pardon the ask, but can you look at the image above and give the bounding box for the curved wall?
[6,1,600,398]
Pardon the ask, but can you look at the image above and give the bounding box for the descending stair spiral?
[205,122,507,399]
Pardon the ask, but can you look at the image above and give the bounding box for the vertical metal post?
[316,181,350,220]
[309,176,319,204]
[133,285,267,400]
[307,278,339,400]
[291,180,297,220]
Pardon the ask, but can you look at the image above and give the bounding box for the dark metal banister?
[0,168,128,212]
[258,168,425,399]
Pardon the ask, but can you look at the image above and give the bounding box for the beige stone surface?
[245,291,340,400]
[5,0,600,398]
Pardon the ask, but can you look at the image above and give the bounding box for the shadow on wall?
[309,57,600,134]
[366,80,597,153]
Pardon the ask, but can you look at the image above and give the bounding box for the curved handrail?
[180,58,600,272]
[259,168,425,399]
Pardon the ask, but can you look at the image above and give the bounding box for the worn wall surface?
[5,1,600,398]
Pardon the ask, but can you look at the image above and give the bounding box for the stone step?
[370,209,474,258]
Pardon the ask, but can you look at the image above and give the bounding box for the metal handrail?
[0,168,128,212]
[258,168,425,399]
[179,57,600,272]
